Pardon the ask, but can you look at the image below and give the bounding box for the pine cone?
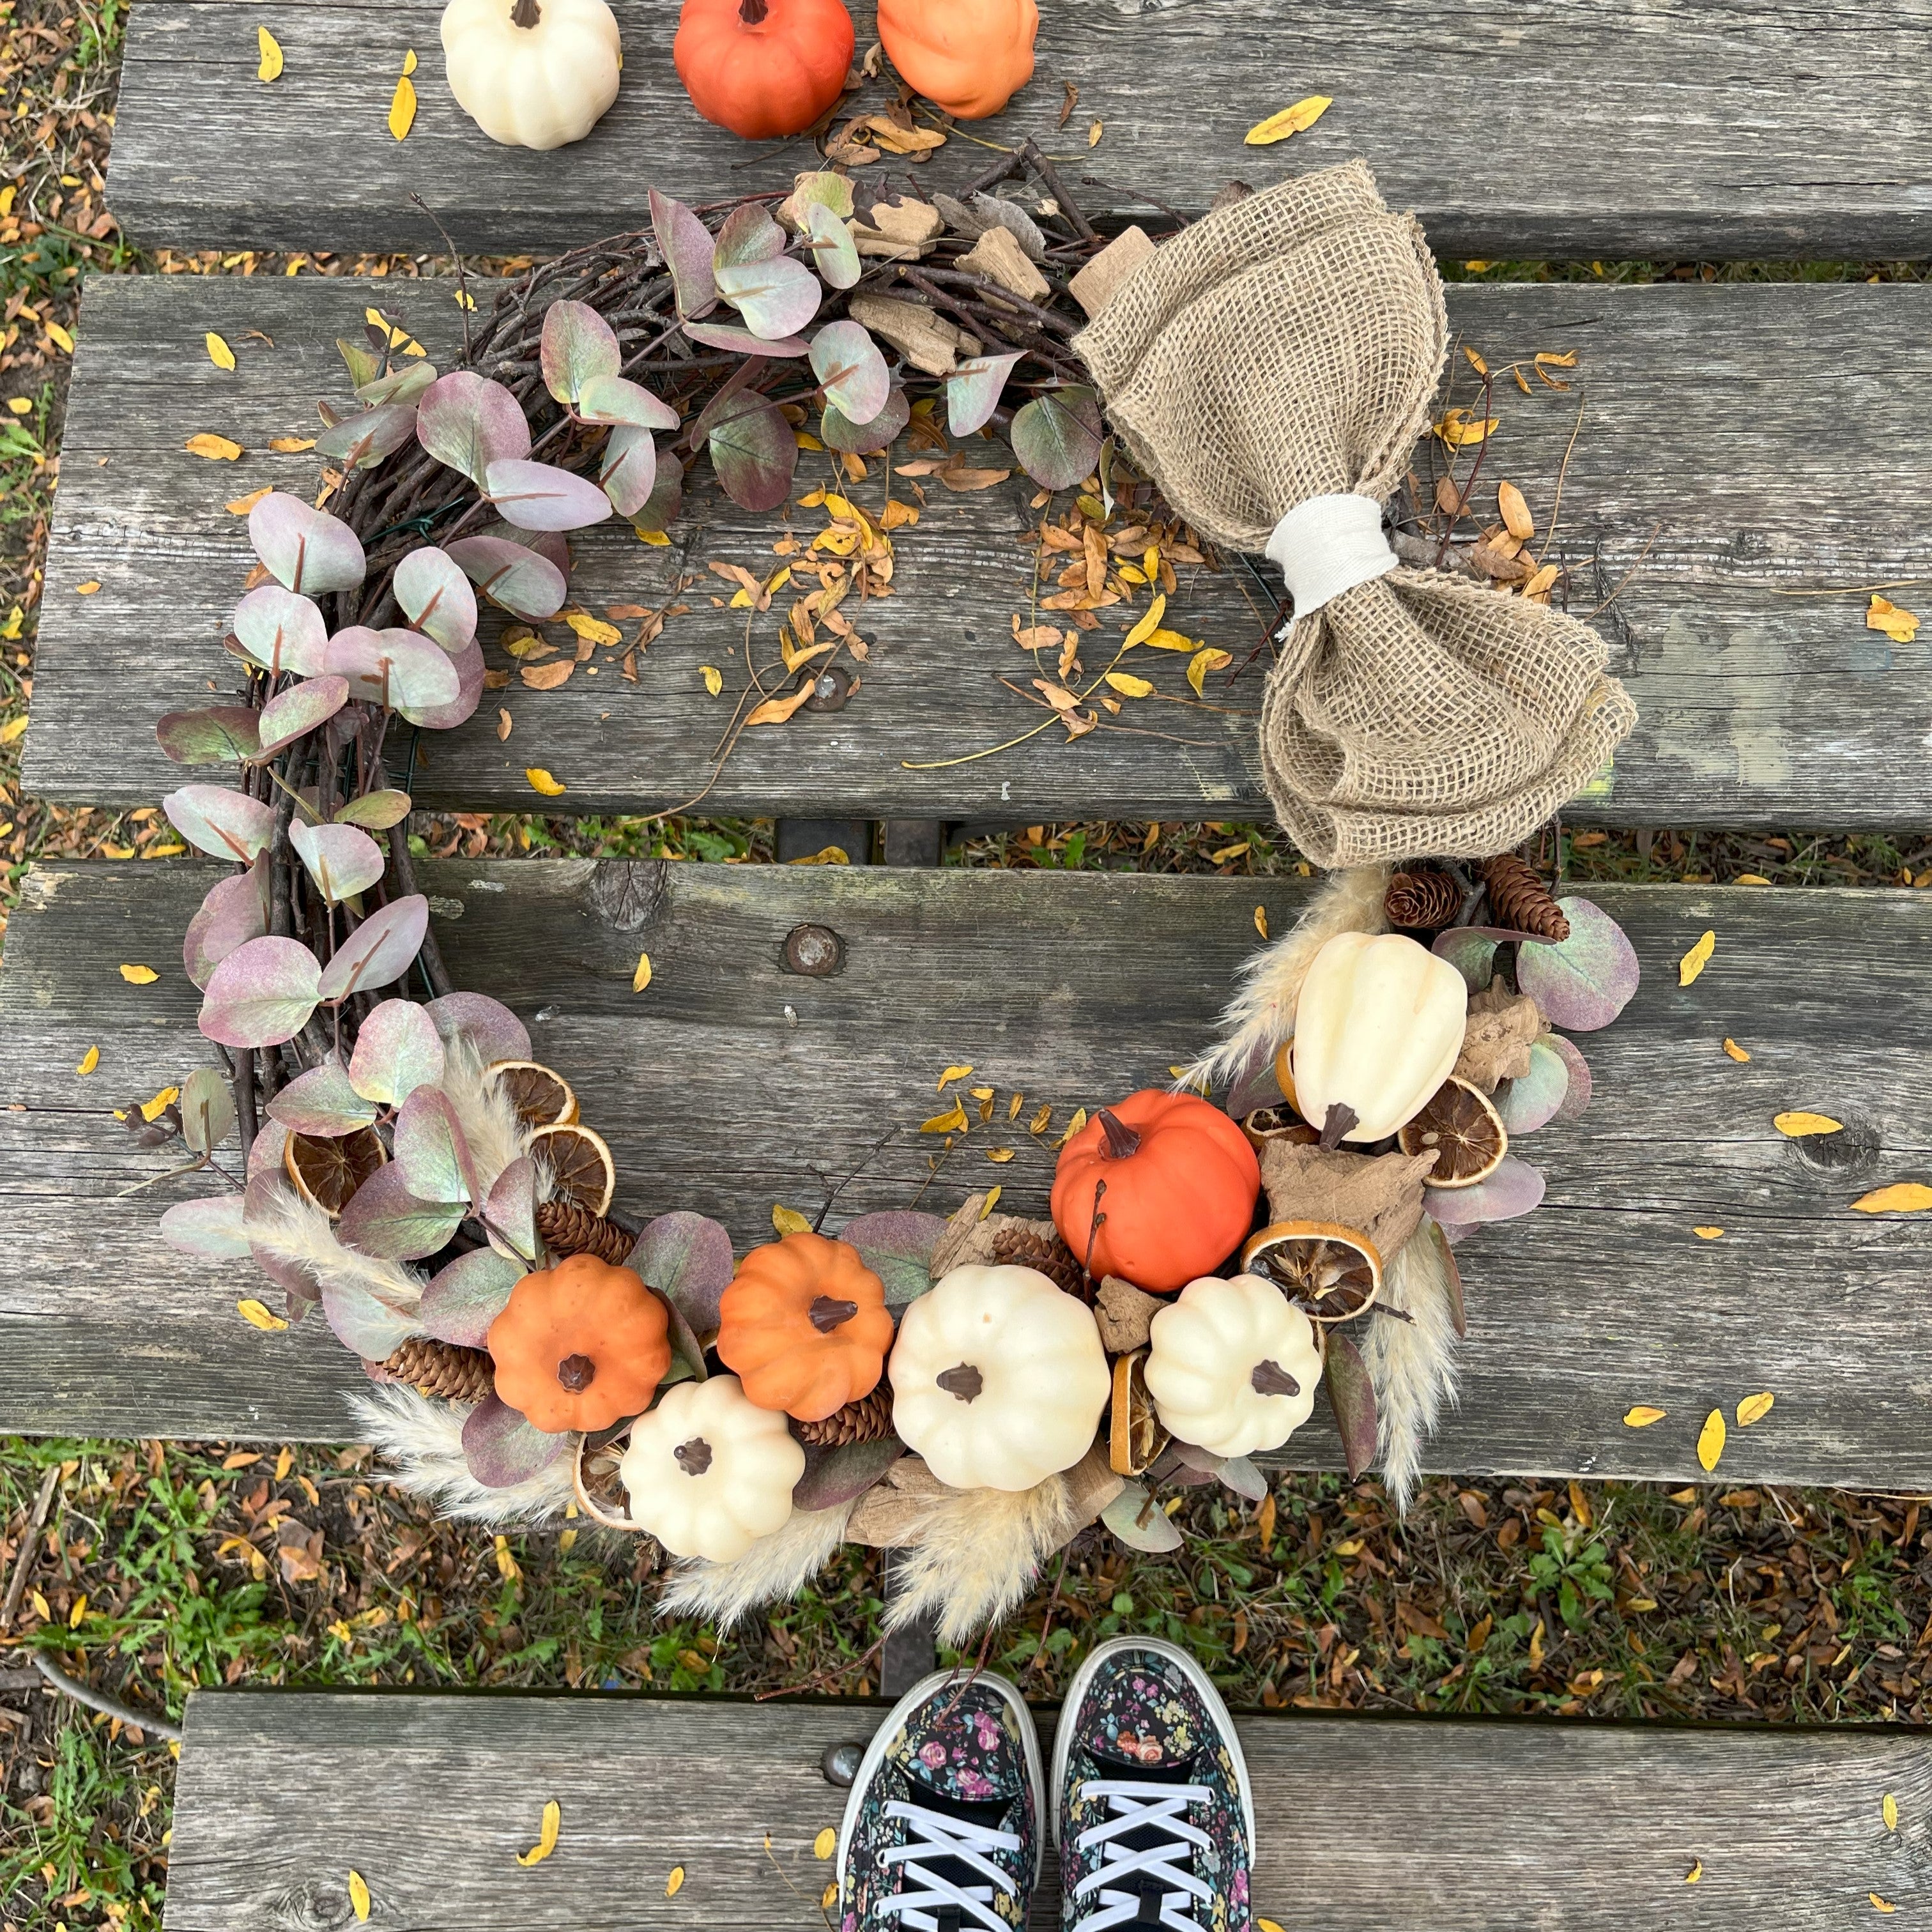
[1482,854,1571,941]
[381,1337,494,1403]
[535,1198,635,1267]
[1384,868,1462,931]
[992,1223,1092,1301]
[795,1386,895,1447]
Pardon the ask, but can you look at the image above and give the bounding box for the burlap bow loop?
[1074,160,1636,870]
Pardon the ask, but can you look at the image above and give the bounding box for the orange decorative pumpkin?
[1050,1090,1261,1294]
[716,1230,894,1422]
[486,1254,671,1434]
[877,0,1036,119]
[673,0,855,141]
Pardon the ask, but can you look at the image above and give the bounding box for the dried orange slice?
[1108,1349,1166,1476]
[1240,1220,1382,1322]
[489,1059,579,1128]
[530,1121,615,1216]
[1397,1075,1508,1188]
[1239,1105,1319,1153]
[284,1125,387,1218]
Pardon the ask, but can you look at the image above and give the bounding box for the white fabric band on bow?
[1264,493,1398,615]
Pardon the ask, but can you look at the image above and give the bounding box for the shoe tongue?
[900,1694,1027,1804]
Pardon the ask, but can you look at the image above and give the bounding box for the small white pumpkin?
[440,0,622,150]
[1143,1273,1321,1458]
[1292,930,1468,1142]
[890,1265,1110,1492]
[618,1373,804,1562]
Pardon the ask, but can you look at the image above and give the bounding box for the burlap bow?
[1075,160,1636,869]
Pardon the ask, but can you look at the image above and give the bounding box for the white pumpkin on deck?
[618,1373,804,1562]
[1143,1273,1321,1458]
[441,0,622,150]
[889,1265,1110,1492]
[1291,930,1468,1142]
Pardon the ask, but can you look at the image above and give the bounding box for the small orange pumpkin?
[486,1254,671,1434]
[716,1230,894,1421]
[674,0,855,142]
[1050,1089,1261,1294]
[877,0,1036,119]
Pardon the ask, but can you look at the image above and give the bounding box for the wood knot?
[585,859,668,933]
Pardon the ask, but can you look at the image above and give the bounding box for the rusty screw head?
[783,923,844,976]
[804,664,853,712]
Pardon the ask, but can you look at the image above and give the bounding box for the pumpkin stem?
[1097,1108,1142,1160]
[739,0,769,21]
[673,1436,714,1476]
[1317,1100,1358,1151]
[936,1363,984,1402]
[510,0,542,25]
[809,1294,860,1333]
[1251,1358,1301,1398]
[556,1352,596,1392]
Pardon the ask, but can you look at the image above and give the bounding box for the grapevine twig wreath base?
[149,158,1641,1643]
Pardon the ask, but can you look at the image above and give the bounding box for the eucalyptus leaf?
[322,625,461,724]
[232,585,328,675]
[406,638,485,733]
[1323,1331,1379,1480]
[355,359,438,408]
[421,1245,526,1348]
[821,386,909,455]
[483,1155,539,1264]
[318,894,429,1002]
[463,1393,571,1485]
[683,319,809,358]
[164,784,276,862]
[392,546,478,650]
[1101,1480,1185,1554]
[1424,1217,1466,1340]
[947,351,1025,438]
[160,1193,253,1262]
[576,373,680,431]
[629,1211,735,1338]
[415,370,531,487]
[1494,1036,1570,1135]
[599,424,658,519]
[659,1291,709,1386]
[394,1085,475,1204]
[184,864,269,990]
[485,457,615,533]
[1514,897,1641,1032]
[266,1058,379,1137]
[715,254,823,340]
[811,321,890,425]
[197,935,322,1049]
[423,991,530,1064]
[1547,1034,1593,1121]
[841,1209,946,1307]
[714,202,788,270]
[336,788,414,831]
[445,534,569,620]
[709,395,797,513]
[321,1280,419,1360]
[336,335,381,390]
[630,459,684,536]
[249,494,367,595]
[1426,1154,1545,1227]
[289,818,385,904]
[254,676,349,760]
[539,298,621,408]
[157,706,261,767]
[335,1160,464,1261]
[1216,1455,1269,1502]
[179,1064,237,1156]
[650,187,718,320]
[1432,927,1499,994]
[793,1438,903,1511]
[347,997,446,1107]
[314,402,417,470]
[805,201,860,291]
[1009,387,1105,493]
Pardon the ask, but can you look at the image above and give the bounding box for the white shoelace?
[877,1798,1023,1932]
[1070,1780,1216,1932]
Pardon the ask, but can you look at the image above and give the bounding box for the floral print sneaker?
[1052,1637,1255,1932]
[838,1668,1043,1932]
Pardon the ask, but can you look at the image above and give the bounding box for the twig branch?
[30,1651,183,1745]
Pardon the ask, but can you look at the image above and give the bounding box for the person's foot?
[837,1667,1042,1932]
[1052,1637,1255,1932]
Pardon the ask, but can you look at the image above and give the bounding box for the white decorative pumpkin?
[1143,1274,1321,1458]
[440,0,622,150]
[618,1373,804,1562]
[889,1265,1110,1492]
[1292,930,1468,1142]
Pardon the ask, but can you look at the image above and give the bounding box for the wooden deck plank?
[107,1,1932,259]
[4,861,1929,1487]
[29,273,1932,827]
[164,1689,1932,1930]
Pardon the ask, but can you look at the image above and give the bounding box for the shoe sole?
[1049,1635,1258,1851]
[835,1667,1047,1898]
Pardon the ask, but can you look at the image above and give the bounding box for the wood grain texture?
[4,861,1929,1487]
[107,1,1932,259]
[30,274,1932,826]
[164,1688,1932,1930]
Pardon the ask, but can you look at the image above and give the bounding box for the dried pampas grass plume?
[348,1383,576,1527]
[1178,864,1389,1094]
[247,1179,425,1315]
[1360,1224,1460,1515]
[657,1504,857,1631]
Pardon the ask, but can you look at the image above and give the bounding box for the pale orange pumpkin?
[716,1230,894,1421]
[877,0,1037,119]
[486,1254,671,1434]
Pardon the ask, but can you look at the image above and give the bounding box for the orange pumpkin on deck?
[674,0,855,141]
[486,1254,671,1434]
[716,1230,894,1421]
[1050,1089,1261,1294]
[877,0,1036,119]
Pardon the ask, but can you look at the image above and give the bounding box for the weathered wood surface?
[165,1689,1932,1930]
[108,1,1932,259]
[4,861,1929,1487]
[31,274,1932,826]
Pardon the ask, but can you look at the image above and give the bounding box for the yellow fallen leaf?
[1622,1405,1666,1428]
[1735,873,1770,885]
[980,1186,1001,1216]
[1853,1182,1932,1215]
[1692,1226,1724,1240]
[1087,119,1103,147]
[1187,647,1231,696]
[402,46,418,73]
[348,1869,371,1921]
[1696,1408,1725,1472]
[205,331,237,372]
[1774,1110,1843,1137]
[75,1045,100,1076]
[1736,1392,1775,1427]
[637,528,671,546]
[1678,929,1715,986]
[815,1827,838,1860]
[75,580,101,595]
[1872,1896,1896,1914]
[923,1098,969,1135]
[700,664,723,695]
[238,1298,289,1331]
[0,715,28,744]
[185,433,243,460]
[937,1065,972,1091]
[631,952,652,993]
[45,320,74,355]
[1722,1038,1751,1062]
[1868,595,1919,644]
[517,1798,562,1867]
[1245,95,1332,144]
[1259,1922,1288,1932]
[225,487,273,515]
[525,767,567,796]
[270,435,316,453]
[1052,1105,1089,1149]
[257,25,284,80]
[1685,1860,1703,1884]
[564,611,622,647]
[985,1147,1015,1163]
[665,1866,686,1898]
[1104,671,1153,698]
[119,963,159,984]
[772,1205,813,1235]
[1433,409,1498,448]
[1884,1791,1899,1830]
[1123,594,1167,648]
[788,846,848,866]
[141,1085,180,1123]
[389,72,418,141]
[822,1882,837,1910]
